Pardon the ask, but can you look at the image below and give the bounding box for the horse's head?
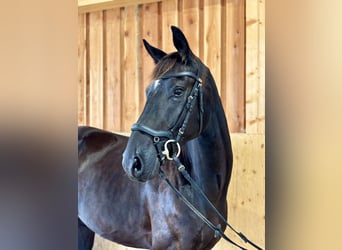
[122,26,213,182]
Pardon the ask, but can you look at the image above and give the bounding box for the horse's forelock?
[151,52,213,95]
[152,52,201,80]
[152,52,179,79]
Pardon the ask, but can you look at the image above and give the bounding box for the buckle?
[162,139,181,160]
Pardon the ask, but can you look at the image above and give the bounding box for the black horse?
[78,26,234,250]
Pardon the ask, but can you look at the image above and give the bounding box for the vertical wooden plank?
[121,6,139,132]
[78,13,87,125]
[246,0,265,134]
[203,0,221,95]
[85,13,91,125]
[219,0,227,116]
[198,0,204,60]
[88,11,104,128]
[177,0,183,28]
[140,2,161,112]
[181,0,200,55]
[225,0,245,133]
[103,8,122,132]
[161,0,178,52]
[258,0,265,134]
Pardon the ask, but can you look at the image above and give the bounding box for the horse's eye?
[174,87,184,97]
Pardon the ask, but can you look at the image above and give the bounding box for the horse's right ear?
[143,39,167,64]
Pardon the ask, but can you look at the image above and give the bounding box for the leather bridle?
[131,71,203,162]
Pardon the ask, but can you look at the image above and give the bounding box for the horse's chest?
[148,186,215,249]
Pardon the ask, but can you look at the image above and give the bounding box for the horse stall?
[78,0,264,249]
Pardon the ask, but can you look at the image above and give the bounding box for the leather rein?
[131,71,263,250]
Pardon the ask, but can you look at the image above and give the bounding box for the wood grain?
[78,13,87,125]
[203,0,221,94]
[161,0,179,53]
[103,9,122,131]
[225,0,246,133]
[121,6,139,131]
[88,11,104,128]
[245,0,265,133]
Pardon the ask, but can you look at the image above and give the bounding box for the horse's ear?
[143,39,167,64]
[171,26,192,61]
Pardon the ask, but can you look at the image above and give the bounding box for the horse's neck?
[184,102,233,199]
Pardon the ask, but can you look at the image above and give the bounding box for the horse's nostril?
[132,156,143,178]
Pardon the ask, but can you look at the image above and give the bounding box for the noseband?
[131,71,203,161]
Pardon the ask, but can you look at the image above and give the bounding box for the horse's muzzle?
[122,132,161,182]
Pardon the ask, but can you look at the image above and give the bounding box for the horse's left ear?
[143,39,167,64]
[171,26,193,61]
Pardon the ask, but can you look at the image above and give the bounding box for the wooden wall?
[78,0,265,249]
[78,0,258,133]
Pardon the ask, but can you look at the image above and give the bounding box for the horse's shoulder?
[78,126,125,157]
